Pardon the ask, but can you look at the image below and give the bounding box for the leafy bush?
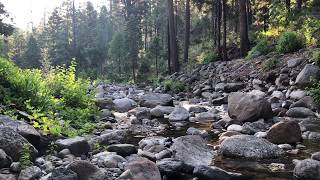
[262,58,278,71]
[308,81,320,105]
[246,39,272,59]
[162,80,186,93]
[312,50,320,66]
[0,58,97,137]
[19,144,33,169]
[276,32,305,53]
[197,51,219,64]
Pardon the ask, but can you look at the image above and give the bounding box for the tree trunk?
[72,0,77,58]
[296,0,302,12]
[239,0,250,56]
[168,0,179,72]
[167,21,172,74]
[286,0,291,12]
[221,0,228,61]
[183,0,190,63]
[216,0,222,57]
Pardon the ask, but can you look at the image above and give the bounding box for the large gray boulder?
[56,136,90,156]
[171,135,214,166]
[113,98,136,113]
[67,161,105,180]
[0,127,38,161]
[19,166,42,180]
[228,92,273,122]
[219,135,284,159]
[150,106,174,118]
[49,167,78,180]
[286,107,315,118]
[293,159,320,180]
[122,158,161,180]
[295,64,320,87]
[168,107,189,122]
[0,115,40,147]
[215,83,245,93]
[140,93,173,108]
[156,158,194,176]
[193,165,238,180]
[92,151,127,168]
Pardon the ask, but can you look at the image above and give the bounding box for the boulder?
[67,161,105,180]
[311,152,320,161]
[286,107,315,118]
[140,93,173,108]
[171,135,213,166]
[49,167,78,180]
[228,92,273,122]
[123,158,161,180]
[156,158,194,176]
[113,98,136,113]
[219,135,284,159]
[241,120,268,135]
[94,97,113,109]
[56,136,90,156]
[266,120,301,144]
[293,159,320,180]
[194,112,219,122]
[0,115,40,148]
[19,166,42,180]
[89,130,129,147]
[0,127,38,162]
[290,96,318,111]
[295,64,320,87]
[193,165,236,180]
[92,151,127,168]
[289,90,306,100]
[215,83,245,93]
[150,106,174,118]
[0,149,11,168]
[128,107,150,120]
[106,144,137,157]
[287,58,303,68]
[168,107,189,122]
[186,127,208,137]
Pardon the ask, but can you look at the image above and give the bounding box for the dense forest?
[0,0,319,82]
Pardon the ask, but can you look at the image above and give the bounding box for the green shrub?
[162,80,186,93]
[19,144,33,169]
[246,39,272,59]
[312,50,320,66]
[0,58,97,137]
[276,31,305,53]
[197,51,219,64]
[262,58,278,71]
[308,81,320,105]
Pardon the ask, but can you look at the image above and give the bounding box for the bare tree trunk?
[168,0,179,73]
[296,0,302,12]
[216,0,222,57]
[286,0,291,12]
[72,0,77,58]
[183,0,190,63]
[221,0,228,61]
[239,0,250,56]
[167,21,172,74]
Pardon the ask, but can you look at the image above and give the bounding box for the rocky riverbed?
[1,49,320,180]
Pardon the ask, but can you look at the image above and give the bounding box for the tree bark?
[296,0,302,12]
[168,0,179,72]
[221,0,228,61]
[239,0,250,56]
[183,0,190,63]
[216,0,222,57]
[286,0,291,12]
[72,0,77,58]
